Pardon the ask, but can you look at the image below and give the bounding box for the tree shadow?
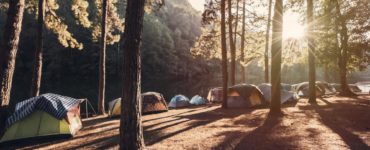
[299,97,370,149]
[213,113,300,150]
[144,107,257,146]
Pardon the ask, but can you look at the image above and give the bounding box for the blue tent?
[168,95,190,108]
[190,95,208,105]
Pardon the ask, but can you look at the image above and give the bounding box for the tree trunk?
[98,0,109,115]
[270,0,282,114]
[221,0,228,109]
[333,0,355,96]
[228,0,236,85]
[0,0,25,134]
[233,0,239,83]
[240,0,246,83]
[307,0,317,103]
[120,0,145,149]
[264,0,273,83]
[30,0,45,97]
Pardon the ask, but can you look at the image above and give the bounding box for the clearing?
[2,96,370,150]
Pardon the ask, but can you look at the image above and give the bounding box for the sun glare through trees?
[0,0,369,149]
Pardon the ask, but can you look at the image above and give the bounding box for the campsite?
[0,0,369,149]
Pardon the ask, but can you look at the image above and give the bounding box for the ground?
[2,95,370,150]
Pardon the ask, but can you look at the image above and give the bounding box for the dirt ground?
[2,95,370,150]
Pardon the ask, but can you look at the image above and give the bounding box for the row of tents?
[0,81,367,145]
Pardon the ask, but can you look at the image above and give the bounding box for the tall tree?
[264,0,273,83]
[270,0,283,114]
[228,0,236,85]
[333,0,355,96]
[221,0,228,108]
[30,0,45,97]
[98,0,109,115]
[307,0,316,103]
[233,0,239,83]
[240,0,246,83]
[0,0,25,133]
[120,0,146,148]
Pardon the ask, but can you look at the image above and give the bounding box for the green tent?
[0,110,82,144]
[0,93,84,144]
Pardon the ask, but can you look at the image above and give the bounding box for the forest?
[0,0,369,149]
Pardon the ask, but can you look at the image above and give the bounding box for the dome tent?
[190,95,209,105]
[108,92,168,117]
[227,84,265,108]
[292,82,324,97]
[168,95,190,108]
[207,87,223,103]
[258,83,299,104]
[0,93,84,145]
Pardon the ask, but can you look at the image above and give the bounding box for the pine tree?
[270,0,283,114]
[0,0,25,134]
[264,0,273,83]
[98,0,109,115]
[30,0,45,97]
[221,0,228,109]
[240,0,246,83]
[120,0,146,149]
[307,0,317,103]
[228,0,236,85]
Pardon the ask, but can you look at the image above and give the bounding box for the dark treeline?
[0,0,216,107]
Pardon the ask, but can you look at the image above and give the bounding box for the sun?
[283,12,306,40]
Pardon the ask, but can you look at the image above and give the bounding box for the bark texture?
[270,0,283,114]
[120,0,146,149]
[307,0,317,103]
[221,0,228,108]
[240,0,246,83]
[264,0,273,83]
[228,0,236,85]
[30,0,45,97]
[0,0,25,135]
[98,0,109,115]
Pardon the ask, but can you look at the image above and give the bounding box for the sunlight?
[283,12,306,40]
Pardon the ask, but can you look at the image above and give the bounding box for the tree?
[333,0,356,96]
[228,0,236,85]
[270,0,282,114]
[120,0,146,148]
[221,0,228,108]
[0,0,25,133]
[98,0,109,115]
[240,0,246,83]
[30,0,45,97]
[307,0,316,103]
[264,0,272,83]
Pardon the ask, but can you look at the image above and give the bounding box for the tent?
[141,92,168,114]
[168,95,190,108]
[356,82,370,93]
[0,93,83,144]
[190,95,209,105]
[316,81,336,95]
[349,84,362,93]
[227,84,265,108]
[281,83,292,91]
[108,98,121,117]
[292,82,324,97]
[108,92,168,117]
[330,83,362,93]
[207,87,223,103]
[258,83,299,104]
